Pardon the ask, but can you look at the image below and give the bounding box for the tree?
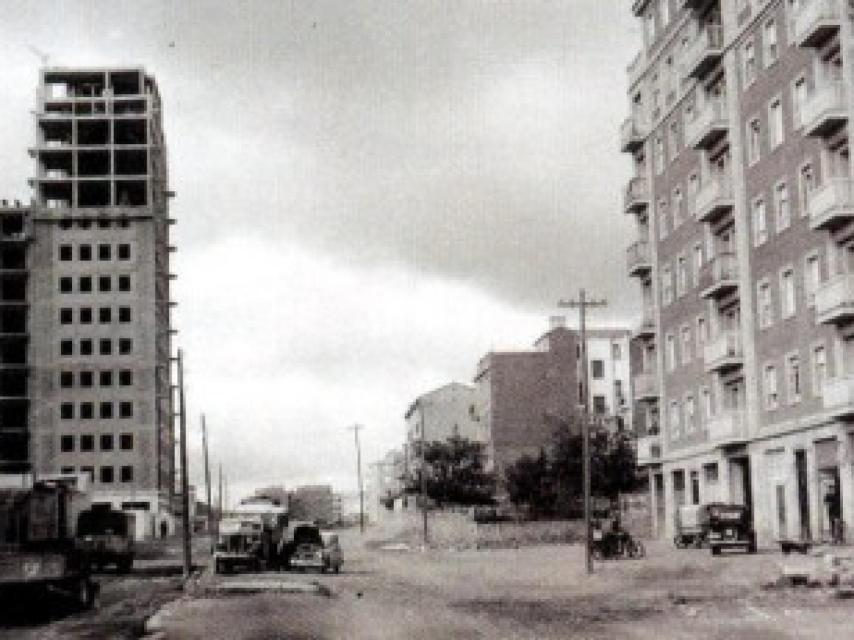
[407,435,496,507]
[504,449,555,519]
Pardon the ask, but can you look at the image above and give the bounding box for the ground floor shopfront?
[645,420,854,547]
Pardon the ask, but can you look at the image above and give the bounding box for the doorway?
[795,449,811,541]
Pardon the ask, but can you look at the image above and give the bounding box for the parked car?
[707,503,756,556]
[286,524,343,573]
[75,507,135,573]
[674,504,710,548]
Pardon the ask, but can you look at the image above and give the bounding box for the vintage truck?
[75,506,135,573]
[0,478,98,607]
[213,496,288,574]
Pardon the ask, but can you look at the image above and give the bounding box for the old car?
[707,503,756,556]
[286,524,343,573]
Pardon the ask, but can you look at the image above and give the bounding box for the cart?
[674,504,710,548]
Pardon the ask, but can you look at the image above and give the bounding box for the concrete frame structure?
[0,67,176,538]
[624,0,854,546]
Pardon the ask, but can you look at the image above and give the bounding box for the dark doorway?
[795,449,811,541]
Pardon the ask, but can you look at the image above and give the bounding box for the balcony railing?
[620,113,648,153]
[633,307,657,340]
[815,273,854,325]
[792,0,841,48]
[684,98,728,149]
[626,240,652,278]
[699,253,739,299]
[636,433,662,466]
[694,175,734,222]
[624,176,650,213]
[683,25,724,79]
[633,370,659,401]
[627,50,647,88]
[807,177,854,230]
[707,409,746,445]
[822,375,854,419]
[703,330,743,373]
[802,80,847,137]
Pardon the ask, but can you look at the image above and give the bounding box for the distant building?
[367,448,406,521]
[289,484,334,525]
[474,319,632,476]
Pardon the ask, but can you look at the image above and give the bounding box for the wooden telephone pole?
[177,349,192,579]
[201,414,213,553]
[559,289,607,575]
[348,424,365,533]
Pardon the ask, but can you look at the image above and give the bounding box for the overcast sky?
[0,0,641,505]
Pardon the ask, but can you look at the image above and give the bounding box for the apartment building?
[13,67,175,538]
[623,0,854,545]
[474,320,632,476]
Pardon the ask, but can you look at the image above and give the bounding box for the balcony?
[633,309,657,340]
[801,80,847,137]
[707,409,747,446]
[807,178,854,230]
[683,25,724,79]
[684,98,729,150]
[815,274,854,325]
[703,331,743,373]
[636,433,662,466]
[620,114,648,153]
[822,375,854,419]
[633,370,659,401]
[627,50,647,89]
[699,253,739,299]
[792,0,841,48]
[694,176,734,223]
[624,177,650,214]
[626,240,652,278]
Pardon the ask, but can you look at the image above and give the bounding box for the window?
[786,353,802,404]
[747,118,761,164]
[655,137,664,174]
[59,244,72,261]
[673,187,683,226]
[99,339,112,356]
[100,402,113,419]
[60,340,73,356]
[593,395,607,414]
[98,276,111,292]
[60,371,73,388]
[99,307,111,323]
[742,39,756,87]
[80,402,94,420]
[677,255,688,296]
[669,121,680,160]
[100,466,114,484]
[611,343,622,360]
[100,370,113,387]
[118,276,131,292]
[59,308,73,325]
[684,395,696,433]
[591,360,605,379]
[752,198,767,246]
[793,75,808,127]
[118,244,131,260]
[80,371,93,387]
[681,326,693,364]
[79,244,92,261]
[118,307,131,323]
[59,277,73,293]
[97,219,111,229]
[79,307,92,324]
[669,401,681,439]
[692,244,703,287]
[120,466,133,483]
[60,466,75,475]
[805,253,821,305]
[666,333,677,372]
[799,162,816,216]
[80,339,93,356]
[758,280,773,328]
[781,267,796,318]
[120,433,134,450]
[80,435,94,452]
[764,19,778,66]
[812,344,827,397]
[662,264,673,305]
[661,0,670,25]
[764,365,779,410]
[775,181,790,232]
[701,387,713,420]
[80,465,94,481]
[696,316,707,348]
[59,219,73,230]
[79,276,92,293]
[119,338,132,355]
[119,402,133,418]
[119,370,133,386]
[100,434,114,451]
[98,244,111,261]
[658,201,669,240]
[60,403,74,419]
[768,96,783,148]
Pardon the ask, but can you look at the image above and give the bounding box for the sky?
[0,0,641,505]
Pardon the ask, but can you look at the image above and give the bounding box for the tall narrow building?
[24,68,175,536]
[624,0,854,546]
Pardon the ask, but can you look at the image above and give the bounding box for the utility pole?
[177,349,192,579]
[218,463,223,517]
[348,424,365,533]
[201,414,213,554]
[559,289,607,575]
